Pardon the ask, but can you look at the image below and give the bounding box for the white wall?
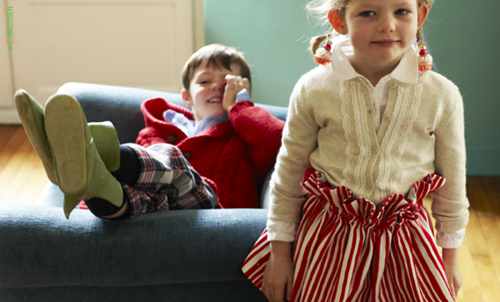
[1,0,204,124]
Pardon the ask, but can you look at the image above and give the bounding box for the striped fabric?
[242,169,454,302]
[123,143,218,219]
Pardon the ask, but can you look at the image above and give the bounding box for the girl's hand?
[222,75,250,112]
[262,241,294,302]
[442,247,463,299]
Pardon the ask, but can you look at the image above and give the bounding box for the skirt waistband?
[301,168,446,225]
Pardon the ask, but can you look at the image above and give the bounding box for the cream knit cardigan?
[269,65,469,233]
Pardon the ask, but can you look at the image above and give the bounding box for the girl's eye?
[360,11,375,17]
[199,80,210,84]
[395,9,409,15]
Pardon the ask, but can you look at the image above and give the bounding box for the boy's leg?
[84,145,140,219]
[82,143,217,220]
[111,143,218,220]
[43,93,216,220]
[44,94,123,219]
[15,90,57,184]
[15,90,121,185]
[110,145,141,186]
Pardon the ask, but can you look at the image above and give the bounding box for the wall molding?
[0,109,20,124]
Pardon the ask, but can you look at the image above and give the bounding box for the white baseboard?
[0,109,21,124]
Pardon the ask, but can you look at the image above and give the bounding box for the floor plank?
[0,126,49,205]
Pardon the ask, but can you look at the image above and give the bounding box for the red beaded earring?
[313,29,335,66]
[417,29,433,72]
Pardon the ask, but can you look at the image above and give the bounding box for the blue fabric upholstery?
[56,82,288,144]
[0,82,288,302]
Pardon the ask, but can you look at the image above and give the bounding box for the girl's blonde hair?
[307,0,435,55]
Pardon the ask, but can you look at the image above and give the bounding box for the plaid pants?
[123,143,218,219]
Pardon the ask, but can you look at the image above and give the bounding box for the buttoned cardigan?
[137,98,284,209]
[269,65,469,233]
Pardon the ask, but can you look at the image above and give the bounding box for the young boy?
[15,44,284,220]
[137,44,284,209]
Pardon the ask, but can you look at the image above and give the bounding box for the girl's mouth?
[372,40,399,46]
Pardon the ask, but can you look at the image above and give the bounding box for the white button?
[384,115,391,122]
[390,82,397,88]
[371,147,378,154]
[366,183,373,189]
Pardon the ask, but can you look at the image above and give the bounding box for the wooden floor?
[1,125,499,301]
[0,125,50,205]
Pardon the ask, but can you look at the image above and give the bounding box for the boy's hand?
[223,75,250,112]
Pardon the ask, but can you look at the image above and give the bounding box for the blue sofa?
[0,82,288,302]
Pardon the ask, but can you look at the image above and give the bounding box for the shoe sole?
[45,95,87,195]
[15,90,58,184]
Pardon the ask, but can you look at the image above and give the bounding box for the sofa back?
[58,82,288,144]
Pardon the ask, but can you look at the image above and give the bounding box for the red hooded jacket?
[136,97,284,209]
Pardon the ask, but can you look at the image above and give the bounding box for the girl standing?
[242,0,468,301]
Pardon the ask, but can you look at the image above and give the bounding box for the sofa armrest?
[0,205,267,288]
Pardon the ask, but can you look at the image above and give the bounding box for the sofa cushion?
[0,205,267,288]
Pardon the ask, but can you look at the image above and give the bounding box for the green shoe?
[88,121,120,172]
[44,94,123,219]
[15,90,121,184]
[15,90,57,184]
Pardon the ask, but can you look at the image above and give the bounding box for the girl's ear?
[417,4,429,28]
[328,9,348,35]
[181,88,192,107]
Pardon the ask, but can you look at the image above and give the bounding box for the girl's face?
[335,0,427,71]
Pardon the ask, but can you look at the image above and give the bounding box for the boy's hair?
[307,0,434,55]
[181,44,251,92]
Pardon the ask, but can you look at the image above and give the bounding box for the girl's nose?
[377,15,396,33]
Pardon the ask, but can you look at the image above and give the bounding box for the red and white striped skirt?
[242,169,454,302]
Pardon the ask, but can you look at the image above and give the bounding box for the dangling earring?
[314,28,334,66]
[417,29,433,72]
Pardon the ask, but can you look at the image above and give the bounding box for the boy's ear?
[181,88,192,107]
[328,9,348,35]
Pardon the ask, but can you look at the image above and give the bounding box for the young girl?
[242,0,468,301]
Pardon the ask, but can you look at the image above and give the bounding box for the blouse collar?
[330,40,419,84]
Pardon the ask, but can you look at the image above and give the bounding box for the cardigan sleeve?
[267,82,321,223]
[228,101,285,178]
[431,85,470,233]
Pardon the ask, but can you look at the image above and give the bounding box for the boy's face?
[182,61,241,123]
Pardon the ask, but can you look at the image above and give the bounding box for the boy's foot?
[44,94,124,218]
[15,90,121,185]
[88,121,121,172]
[15,90,57,184]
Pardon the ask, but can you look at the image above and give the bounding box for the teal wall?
[205,0,319,108]
[205,0,500,175]
[425,1,500,175]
